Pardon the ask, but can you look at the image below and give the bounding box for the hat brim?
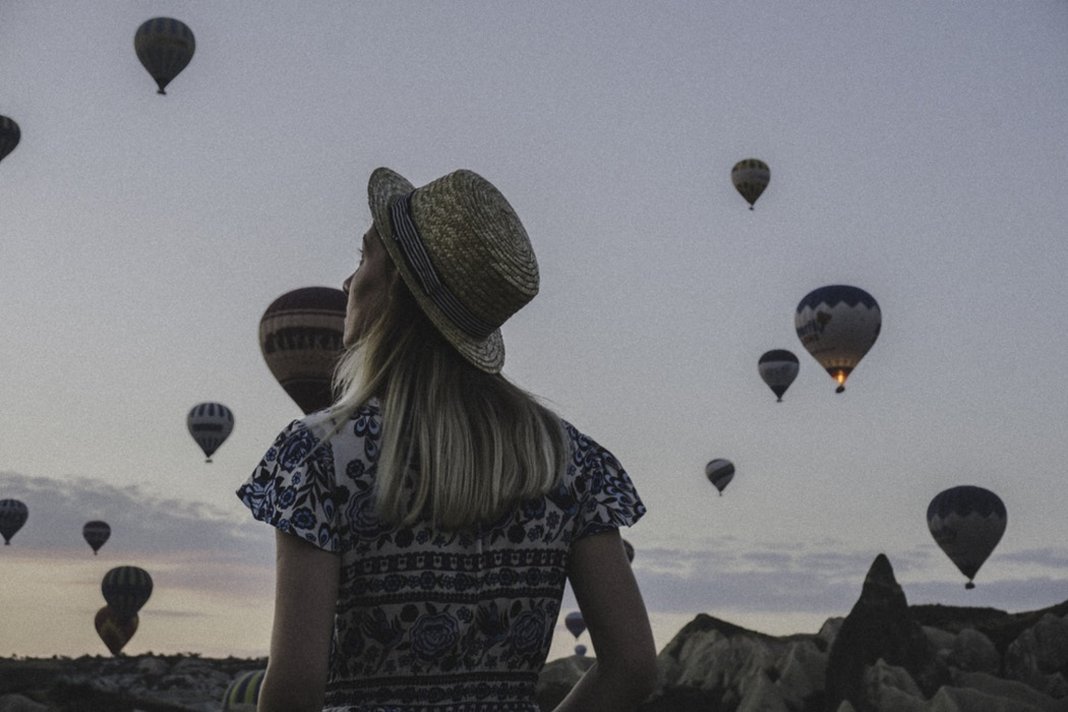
[367,167,505,373]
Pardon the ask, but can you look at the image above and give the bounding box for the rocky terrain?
[2,554,1066,712]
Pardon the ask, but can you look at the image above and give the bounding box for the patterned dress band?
[389,193,497,339]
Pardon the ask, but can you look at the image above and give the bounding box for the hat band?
[389,194,497,339]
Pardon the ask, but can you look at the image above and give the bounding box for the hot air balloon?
[0,499,28,545]
[259,287,348,414]
[83,520,111,555]
[795,285,881,393]
[223,669,266,711]
[187,402,234,462]
[95,606,138,656]
[574,644,588,657]
[622,538,635,563]
[731,159,770,210]
[564,611,585,639]
[102,566,153,620]
[705,459,735,496]
[927,486,1006,590]
[0,115,20,166]
[134,18,195,95]
[758,349,799,402]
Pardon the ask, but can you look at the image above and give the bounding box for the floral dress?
[237,401,644,712]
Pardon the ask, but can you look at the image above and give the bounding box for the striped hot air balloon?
[927,486,1006,590]
[101,566,153,620]
[223,669,266,711]
[731,159,770,210]
[187,402,234,462]
[259,287,348,414]
[0,115,20,166]
[0,499,28,545]
[795,285,881,393]
[95,605,138,656]
[705,459,735,496]
[758,349,799,402]
[83,520,111,555]
[134,18,195,95]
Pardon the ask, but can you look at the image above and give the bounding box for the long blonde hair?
[327,274,567,531]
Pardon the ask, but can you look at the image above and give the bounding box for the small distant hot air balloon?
[574,644,588,657]
[795,285,881,393]
[259,287,348,414]
[83,520,111,555]
[564,611,586,639]
[731,159,770,210]
[95,606,138,656]
[927,486,1006,590]
[758,350,799,402]
[705,459,735,496]
[134,18,195,95]
[187,402,234,462]
[0,116,20,166]
[622,538,635,563]
[102,566,153,620]
[0,499,28,545]
[223,669,266,711]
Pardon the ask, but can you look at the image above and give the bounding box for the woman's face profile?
[342,224,393,347]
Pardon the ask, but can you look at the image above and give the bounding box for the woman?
[238,168,656,712]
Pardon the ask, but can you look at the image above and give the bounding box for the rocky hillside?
[3,554,1067,712]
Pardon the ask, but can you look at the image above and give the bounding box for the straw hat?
[367,167,539,373]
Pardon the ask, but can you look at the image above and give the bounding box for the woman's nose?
[342,273,353,294]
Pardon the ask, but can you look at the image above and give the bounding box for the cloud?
[0,471,274,600]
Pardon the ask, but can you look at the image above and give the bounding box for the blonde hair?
[327,275,567,531]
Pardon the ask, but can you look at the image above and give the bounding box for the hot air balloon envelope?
[0,499,28,545]
[223,669,266,711]
[102,566,153,620]
[95,606,138,656]
[732,159,770,209]
[705,459,735,495]
[758,349,799,402]
[564,611,586,639]
[259,287,347,414]
[134,18,195,95]
[0,115,20,165]
[927,485,1006,589]
[83,520,111,554]
[188,402,234,462]
[795,285,880,393]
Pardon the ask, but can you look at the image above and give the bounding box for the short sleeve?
[236,419,342,553]
[568,427,646,539]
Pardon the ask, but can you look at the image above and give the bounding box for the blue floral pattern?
[237,402,644,712]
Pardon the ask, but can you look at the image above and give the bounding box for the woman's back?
[239,402,644,711]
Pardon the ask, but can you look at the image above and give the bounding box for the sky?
[1,1,1067,661]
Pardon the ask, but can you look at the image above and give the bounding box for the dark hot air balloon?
[259,287,348,414]
[0,116,20,166]
[927,486,1006,589]
[564,611,585,639]
[758,349,799,402]
[187,402,234,462]
[705,459,735,496]
[0,499,28,545]
[83,520,111,555]
[731,159,770,210]
[134,18,195,95]
[574,644,588,657]
[223,669,266,711]
[95,606,138,656]
[795,285,881,393]
[102,566,153,620]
